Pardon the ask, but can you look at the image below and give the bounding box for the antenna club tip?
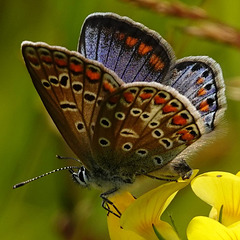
[13,182,25,189]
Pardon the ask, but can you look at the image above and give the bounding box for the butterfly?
[19,12,226,204]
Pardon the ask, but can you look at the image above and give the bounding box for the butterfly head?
[69,166,91,187]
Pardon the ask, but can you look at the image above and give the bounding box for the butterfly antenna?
[13,166,80,189]
[56,154,82,164]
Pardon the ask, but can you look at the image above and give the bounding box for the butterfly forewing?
[22,41,124,170]
[92,82,204,174]
[78,13,175,83]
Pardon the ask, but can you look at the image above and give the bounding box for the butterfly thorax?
[73,164,136,191]
[93,165,135,189]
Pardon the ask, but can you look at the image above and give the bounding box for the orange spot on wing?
[177,129,195,142]
[138,43,153,55]
[70,62,83,73]
[86,69,101,81]
[103,81,116,93]
[126,37,138,47]
[172,115,187,126]
[108,95,120,104]
[149,54,165,71]
[55,58,67,67]
[199,100,209,112]
[196,77,204,85]
[139,93,152,100]
[162,104,178,113]
[198,88,207,96]
[154,95,166,105]
[116,32,125,41]
[41,55,52,63]
[123,92,135,103]
[28,56,39,65]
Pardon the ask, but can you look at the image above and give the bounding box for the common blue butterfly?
[16,13,226,206]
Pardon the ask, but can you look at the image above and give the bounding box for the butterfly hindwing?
[78,12,175,83]
[22,41,124,170]
[92,82,205,175]
[166,57,226,131]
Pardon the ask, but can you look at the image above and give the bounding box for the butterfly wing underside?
[22,40,226,181]
[22,41,124,170]
[91,82,205,175]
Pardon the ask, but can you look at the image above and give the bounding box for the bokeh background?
[1,0,240,239]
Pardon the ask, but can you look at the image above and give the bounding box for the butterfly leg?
[144,173,178,182]
[100,188,122,218]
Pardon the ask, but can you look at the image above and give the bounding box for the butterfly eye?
[72,166,89,186]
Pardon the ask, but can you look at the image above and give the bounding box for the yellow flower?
[191,171,240,225]
[107,170,198,240]
[187,216,240,240]
[187,171,240,239]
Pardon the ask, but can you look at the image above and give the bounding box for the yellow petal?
[107,192,143,240]
[107,190,177,240]
[191,171,240,226]
[187,216,240,240]
[228,221,240,238]
[119,170,198,239]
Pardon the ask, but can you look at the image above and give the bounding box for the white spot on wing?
[120,129,139,138]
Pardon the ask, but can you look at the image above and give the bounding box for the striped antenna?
[13,166,80,189]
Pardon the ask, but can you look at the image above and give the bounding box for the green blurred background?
[1,0,240,239]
